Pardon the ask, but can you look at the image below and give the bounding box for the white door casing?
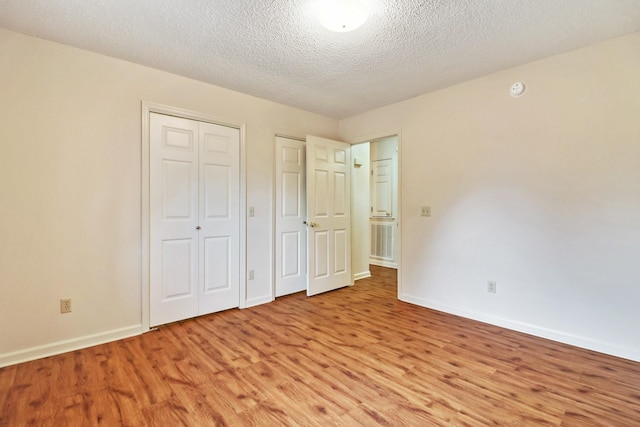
[306,135,351,296]
[275,137,307,297]
[150,113,240,327]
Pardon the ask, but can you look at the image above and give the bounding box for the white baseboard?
[243,295,273,309]
[353,271,372,281]
[370,259,398,269]
[399,293,640,363]
[0,324,143,368]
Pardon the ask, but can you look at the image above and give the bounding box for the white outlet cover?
[510,82,526,97]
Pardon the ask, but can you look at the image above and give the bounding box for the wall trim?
[0,325,142,368]
[244,295,274,309]
[354,271,372,281]
[399,292,640,363]
[370,259,398,269]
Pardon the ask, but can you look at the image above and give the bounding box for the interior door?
[306,135,351,296]
[371,158,393,218]
[275,137,307,297]
[150,114,199,326]
[150,113,239,327]
[198,122,240,314]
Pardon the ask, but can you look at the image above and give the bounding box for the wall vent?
[370,222,394,261]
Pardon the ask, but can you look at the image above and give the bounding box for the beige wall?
[0,29,338,365]
[340,32,640,361]
[350,142,370,280]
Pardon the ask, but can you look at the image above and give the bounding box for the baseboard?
[370,259,398,269]
[399,293,640,363]
[243,295,273,309]
[353,271,372,281]
[0,324,143,368]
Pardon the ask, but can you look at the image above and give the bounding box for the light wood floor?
[2,266,639,426]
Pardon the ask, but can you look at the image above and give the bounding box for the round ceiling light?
[318,0,369,32]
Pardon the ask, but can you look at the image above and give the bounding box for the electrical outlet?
[249,269,255,280]
[487,281,497,293]
[421,206,431,217]
[60,298,72,313]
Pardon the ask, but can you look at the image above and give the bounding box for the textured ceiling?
[1,1,639,118]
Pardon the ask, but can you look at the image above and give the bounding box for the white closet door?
[150,113,239,327]
[198,122,240,314]
[150,113,199,326]
[275,137,307,297]
[306,135,351,296]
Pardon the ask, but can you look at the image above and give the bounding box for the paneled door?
[371,158,393,218]
[150,113,240,327]
[275,137,307,297]
[306,135,351,296]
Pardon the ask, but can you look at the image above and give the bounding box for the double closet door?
[150,113,240,327]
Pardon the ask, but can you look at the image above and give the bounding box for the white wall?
[351,143,370,280]
[0,29,338,366]
[340,32,640,362]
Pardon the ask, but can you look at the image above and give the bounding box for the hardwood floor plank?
[51,392,96,427]
[141,395,192,426]
[171,382,244,427]
[235,400,318,427]
[341,402,396,426]
[0,365,17,426]
[265,350,362,414]
[1,265,639,425]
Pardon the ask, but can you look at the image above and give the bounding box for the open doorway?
[274,134,399,298]
[351,135,399,282]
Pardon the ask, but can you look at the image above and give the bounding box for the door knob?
[304,221,318,228]
[196,226,201,230]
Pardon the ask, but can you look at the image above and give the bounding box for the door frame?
[141,101,247,332]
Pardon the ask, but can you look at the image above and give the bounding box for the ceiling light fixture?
[318,0,369,32]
